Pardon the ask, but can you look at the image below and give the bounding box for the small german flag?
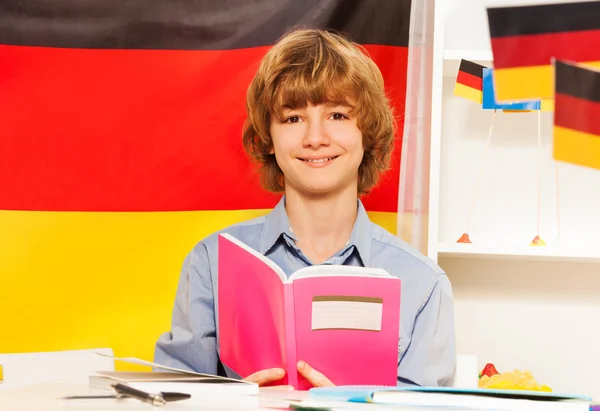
[553,59,600,170]
[487,1,600,102]
[454,59,485,104]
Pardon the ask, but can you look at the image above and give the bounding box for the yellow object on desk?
[479,369,552,392]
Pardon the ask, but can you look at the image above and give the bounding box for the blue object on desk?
[482,68,541,111]
[308,385,396,401]
[308,385,594,403]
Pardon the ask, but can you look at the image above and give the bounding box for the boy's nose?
[302,120,331,147]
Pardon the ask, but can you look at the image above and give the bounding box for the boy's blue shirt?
[154,196,456,387]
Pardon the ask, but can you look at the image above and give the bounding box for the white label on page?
[311,296,383,331]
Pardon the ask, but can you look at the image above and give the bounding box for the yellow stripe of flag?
[554,126,600,170]
[0,209,396,368]
[540,99,554,112]
[454,83,482,104]
[495,61,600,101]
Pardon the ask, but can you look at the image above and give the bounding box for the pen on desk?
[113,383,168,406]
[62,395,120,400]
[61,383,191,406]
[114,383,191,405]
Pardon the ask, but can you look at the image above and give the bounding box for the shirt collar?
[348,199,373,266]
[261,196,295,254]
[261,196,373,266]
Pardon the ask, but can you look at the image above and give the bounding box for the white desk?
[2,382,562,411]
[0,383,275,411]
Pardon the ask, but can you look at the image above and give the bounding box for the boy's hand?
[297,361,335,387]
[243,368,286,386]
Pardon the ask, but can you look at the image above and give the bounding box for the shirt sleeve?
[153,243,219,375]
[396,273,457,387]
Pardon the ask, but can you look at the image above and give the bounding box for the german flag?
[0,1,410,364]
[553,59,600,170]
[454,59,485,104]
[487,1,600,102]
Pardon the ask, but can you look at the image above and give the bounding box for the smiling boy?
[154,27,456,388]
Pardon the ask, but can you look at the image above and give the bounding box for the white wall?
[437,0,600,401]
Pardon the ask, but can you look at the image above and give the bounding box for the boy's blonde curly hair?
[242,27,396,195]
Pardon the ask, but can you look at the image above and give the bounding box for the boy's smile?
[297,155,340,167]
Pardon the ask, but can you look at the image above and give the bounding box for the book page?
[311,296,383,332]
[289,265,391,282]
[95,371,214,381]
[94,353,247,383]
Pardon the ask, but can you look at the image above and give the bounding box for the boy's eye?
[284,116,301,123]
[331,113,348,121]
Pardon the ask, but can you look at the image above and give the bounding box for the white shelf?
[443,49,493,77]
[432,2,600,265]
[438,242,600,263]
[444,49,493,62]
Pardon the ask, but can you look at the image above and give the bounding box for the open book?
[217,233,401,390]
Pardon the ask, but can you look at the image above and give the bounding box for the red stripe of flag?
[456,70,482,91]
[555,92,600,137]
[491,29,600,68]
[0,44,405,213]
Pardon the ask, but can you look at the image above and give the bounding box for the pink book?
[217,233,401,390]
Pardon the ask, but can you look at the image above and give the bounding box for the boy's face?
[269,102,364,196]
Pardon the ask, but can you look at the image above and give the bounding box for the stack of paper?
[90,353,258,397]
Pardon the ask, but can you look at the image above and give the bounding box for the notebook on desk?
[91,353,258,396]
[307,386,592,411]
